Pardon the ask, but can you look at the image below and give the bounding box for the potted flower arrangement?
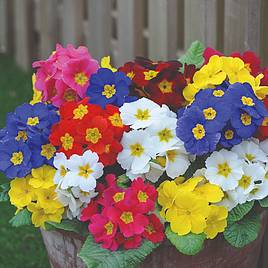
[1,41,268,268]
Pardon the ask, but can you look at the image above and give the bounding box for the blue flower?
[87,68,131,108]
[219,123,242,148]
[191,88,231,132]
[0,140,32,179]
[226,83,268,138]
[176,106,221,155]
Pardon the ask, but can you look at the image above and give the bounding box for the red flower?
[143,214,165,243]
[230,51,261,76]
[261,68,268,86]
[103,185,126,206]
[107,202,149,238]
[128,178,157,214]
[116,233,142,250]
[80,201,98,222]
[203,47,223,64]
[257,98,268,140]
[49,120,83,158]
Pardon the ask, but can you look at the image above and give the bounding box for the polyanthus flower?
[29,165,56,189]
[217,190,239,211]
[87,68,132,108]
[205,149,244,191]
[117,130,156,174]
[71,187,98,203]
[176,106,221,155]
[116,234,142,250]
[61,150,104,192]
[219,123,242,148]
[53,152,69,186]
[247,180,268,202]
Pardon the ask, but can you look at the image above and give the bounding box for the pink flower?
[80,201,98,222]
[62,57,99,97]
[116,233,142,250]
[203,47,223,64]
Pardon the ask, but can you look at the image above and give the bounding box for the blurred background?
[0,0,268,267]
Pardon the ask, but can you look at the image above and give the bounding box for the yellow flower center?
[64,89,76,101]
[127,71,135,79]
[78,164,93,179]
[213,90,224,97]
[241,96,255,106]
[144,70,159,80]
[80,190,90,197]
[105,144,111,153]
[74,72,88,86]
[265,171,268,180]
[120,211,134,224]
[155,156,166,167]
[60,165,67,177]
[262,118,268,126]
[158,128,173,142]
[245,153,255,161]
[245,63,252,72]
[86,128,102,144]
[41,144,56,160]
[135,109,150,121]
[113,192,125,203]
[102,84,116,98]
[27,116,39,126]
[137,190,148,202]
[217,162,232,177]
[60,133,74,151]
[73,104,88,120]
[224,130,234,140]
[104,221,114,235]
[15,131,28,141]
[250,188,259,195]
[130,143,144,157]
[145,223,155,234]
[192,124,205,140]
[10,151,24,165]
[240,113,251,126]
[238,175,252,189]
[158,80,173,94]
[203,107,217,120]
[109,113,123,127]
[167,150,177,162]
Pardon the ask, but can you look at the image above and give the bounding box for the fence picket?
[0,0,7,53]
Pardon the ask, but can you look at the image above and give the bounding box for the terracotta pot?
[41,211,267,268]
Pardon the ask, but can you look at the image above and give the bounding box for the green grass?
[0,55,50,268]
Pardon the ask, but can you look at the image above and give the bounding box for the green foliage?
[117,174,130,188]
[179,41,205,71]
[227,201,254,222]
[224,213,261,248]
[165,225,206,255]
[9,209,32,227]
[0,182,10,202]
[259,197,268,208]
[79,234,159,268]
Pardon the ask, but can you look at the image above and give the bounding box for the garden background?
[1,0,268,267]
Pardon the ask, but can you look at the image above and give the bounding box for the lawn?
[0,55,50,268]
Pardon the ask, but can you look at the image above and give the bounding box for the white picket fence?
[0,0,267,72]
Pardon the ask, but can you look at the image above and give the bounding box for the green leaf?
[79,234,159,268]
[0,183,10,202]
[228,201,254,222]
[179,41,205,70]
[165,225,206,256]
[9,209,32,227]
[224,213,261,248]
[259,197,268,208]
[117,174,130,188]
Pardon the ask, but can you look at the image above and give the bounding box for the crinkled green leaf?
[228,201,254,222]
[224,213,261,248]
[259,197,268,208]
[79,234,159,268]
[179,41,205,70]
[0,183,10,202]
[165,225,206,256]
[9,209,31,227]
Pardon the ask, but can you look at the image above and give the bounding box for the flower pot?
[41,211,267,268]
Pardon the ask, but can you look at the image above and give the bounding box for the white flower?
[71,187,98,203]
[62,150,104,192]
[159,104,177,118]
[231,140,267,163]
[217,190,239,211]
[117,130,156,174]
[260,139,268,155]
[146,117,179,153]
[193,168,206,177]
[53,152,69,185]
[145,162,165,183]
[205,149,244,191]
[247,181,268,201]
[119,98,166,129]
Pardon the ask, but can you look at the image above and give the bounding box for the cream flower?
[217,190,239,211]
[53,152,69,186]
[205,149,243,191]
[247,181,268,201]
[71,186,98,203]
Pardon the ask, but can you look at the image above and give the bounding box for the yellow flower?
[30,73,43,105]
[249,73,268,99]
[29,165,56,189]
[193,55,226,89]
[183,83,199,102]
[35,187,63,214]
[101,56,117,72]
[176,176,203,192]
[9,176,36,209]
[194,182,224,203]
[166,191,210,235]
[27,202,64,228]
[204,205,228,239]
